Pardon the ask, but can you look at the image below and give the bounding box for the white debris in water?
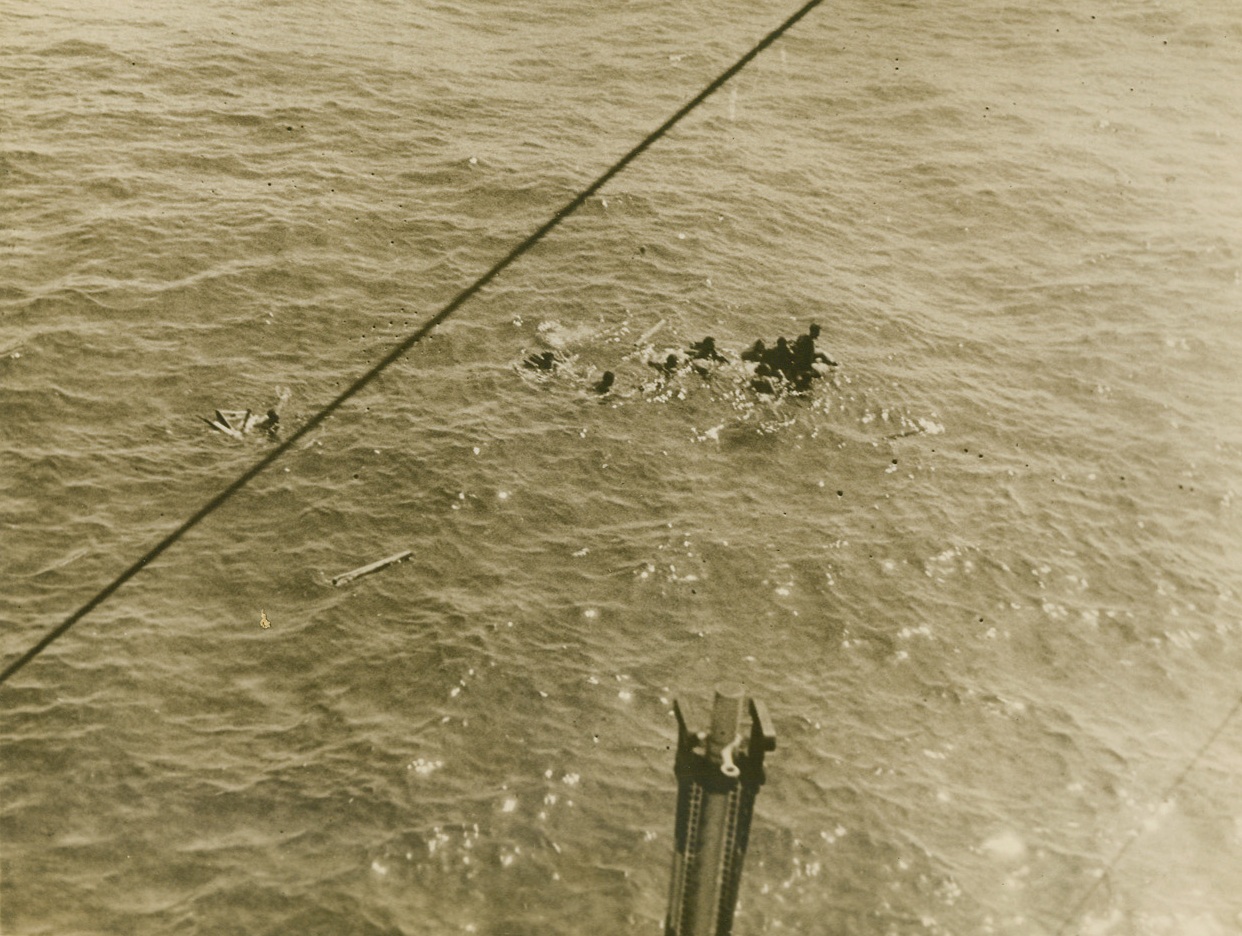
[409,758,443,776]
[582,608,598,619]
[1142,798,1174,833]
[898,624,933,639]
[371,859,388,876]
[427,828,451,856]
[501,796,518,813]
[562,773,580,787]
[1042,601,1069,620]
[820,825,847,844]
[980,830,1027,863]
[618,689,633,702]
[1166,628,1202,650]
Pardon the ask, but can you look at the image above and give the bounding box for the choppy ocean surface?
[3,0,1242,933]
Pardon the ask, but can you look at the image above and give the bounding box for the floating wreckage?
[331,549,413,587]
[202,388,290,440]
[203,408,277,440]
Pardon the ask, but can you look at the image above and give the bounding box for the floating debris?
[331,549,413,586]
[202,409,249,440]
[635,319,666,347]
[202,387,290,440]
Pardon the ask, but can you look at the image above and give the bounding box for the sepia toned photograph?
[3,0,1241,933]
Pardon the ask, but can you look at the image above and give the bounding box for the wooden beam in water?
[635,319,665,346]
[331,549,413,587]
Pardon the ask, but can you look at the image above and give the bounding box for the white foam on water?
[980,830,1027,864]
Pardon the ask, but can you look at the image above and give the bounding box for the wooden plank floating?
[331,549,413,587]
[200,414,245,440]
[635,319,665,347]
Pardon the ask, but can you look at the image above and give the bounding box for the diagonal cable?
[0,0,826,688]
[1053,691,1242,934]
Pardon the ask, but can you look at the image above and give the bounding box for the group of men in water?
[209,326,835,442]
[739,323,837,393]
[524,322,836,396]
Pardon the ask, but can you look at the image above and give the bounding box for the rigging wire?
[0,0,827,689]
[1052,691,1242,934]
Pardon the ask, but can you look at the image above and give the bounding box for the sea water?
[3,0,1241,933]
